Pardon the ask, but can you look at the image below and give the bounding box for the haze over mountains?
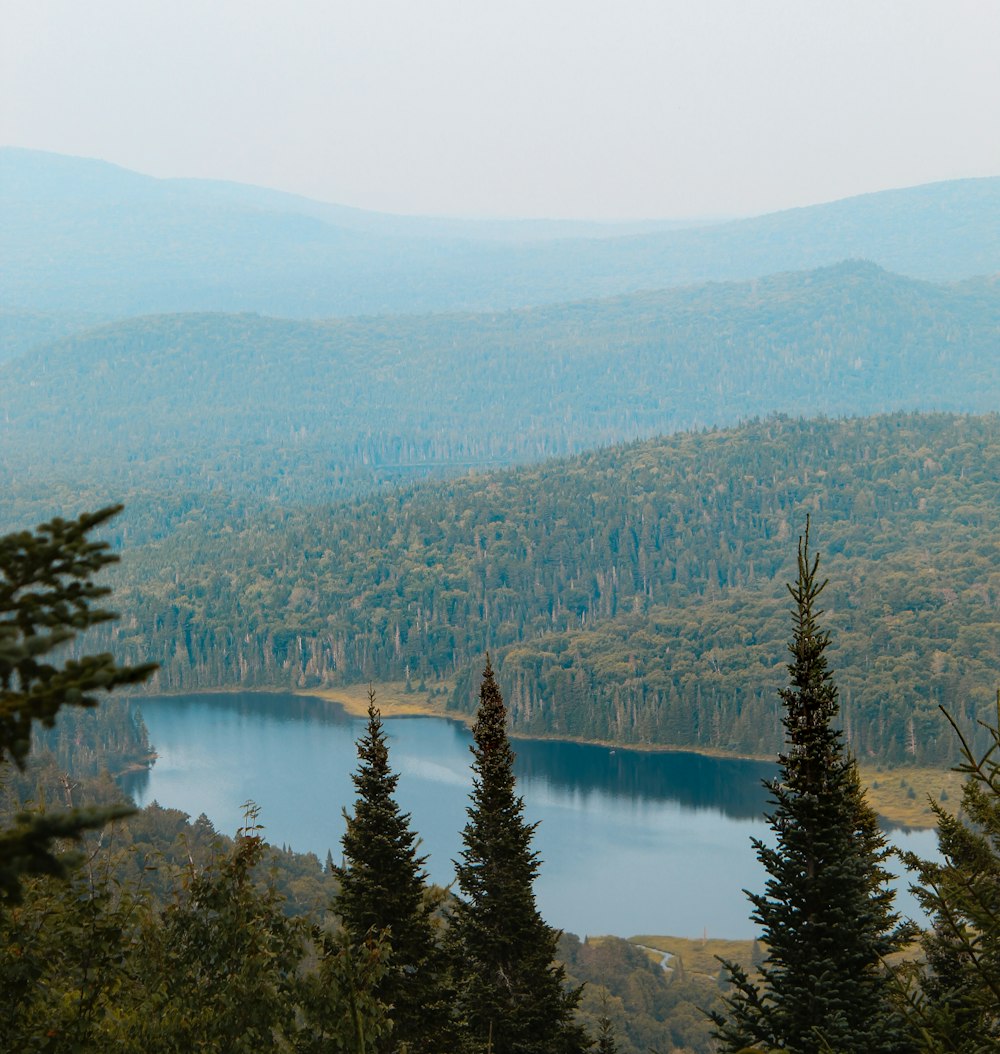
[4,148,1000,323]
[3,149,999,765]
[2,260,999,510]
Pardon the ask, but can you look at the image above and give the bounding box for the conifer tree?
[0,506,155,901]
[594,1012,618,1054]
[335,688,455,1054]
[449,657,587,1054]
[902,692,1000,1051]
[712,520,912,1054]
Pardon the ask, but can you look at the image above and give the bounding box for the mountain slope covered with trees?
[95,412,1000,765]
[2,262,998,510]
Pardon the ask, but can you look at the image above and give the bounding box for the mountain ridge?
[3,260,998,508]
[5,148,1000,318]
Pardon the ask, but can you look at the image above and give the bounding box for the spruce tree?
[712,520,912,1054]
[449,656,587,1054]
[0,506,155,901]
[594,1013,618,1054]
[902,693,1000,1051]
[335,688,454,1054]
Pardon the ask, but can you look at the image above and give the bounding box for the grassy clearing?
[301,680,469,723]
[858,763,964,828]
[627,935,757,976]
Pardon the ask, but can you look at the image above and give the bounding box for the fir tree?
[450,656,587,1054]
[0,506,155,902]
[712,520,912,1054]
[902,692,1000,1051]
[335,688,455,1054]
[593,1012,618,1054]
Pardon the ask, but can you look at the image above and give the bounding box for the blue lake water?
[128,691,937,940]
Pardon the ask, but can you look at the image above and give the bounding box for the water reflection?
[512,737,776,819]
[127,691,934,940]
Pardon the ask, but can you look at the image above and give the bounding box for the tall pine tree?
[712,520,912,1054]
[449,656,587,1054]
[335,688,455,1054]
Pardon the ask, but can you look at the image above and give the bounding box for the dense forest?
[2,262,999,509]
[4,143,1000,1050]
[4,507,999,1052]
[88,412,1000,765]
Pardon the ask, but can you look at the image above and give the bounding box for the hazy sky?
[3,1,999,220]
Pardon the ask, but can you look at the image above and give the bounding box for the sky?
[3,0,999,220]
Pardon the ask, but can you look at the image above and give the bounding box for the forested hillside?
[2,262,998,510]
[5,149,1000,318]
[101,412,1000,765]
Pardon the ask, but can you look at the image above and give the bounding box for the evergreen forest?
[3,151,1000,1050]
[3,508,1000,1052]
[83,411,1000,766]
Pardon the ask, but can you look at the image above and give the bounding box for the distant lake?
[127,692,936,940]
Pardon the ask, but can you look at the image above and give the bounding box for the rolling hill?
[4,148,1000,319]
[95,412,1000,767]
[2,261,998,513]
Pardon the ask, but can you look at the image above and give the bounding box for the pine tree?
[449,656,587,1054]
[902,692,1000,1051]
[594,1012,618,1054]
[335,688,455,1054]
[0,506,155,902]
[712,520,912,1054]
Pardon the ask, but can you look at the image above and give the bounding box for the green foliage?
[902,694,1000,1051]
[102,412,1000,764]
[0,793,378,1052]
[294,926,393,1054]
[121,804,306,1053]
[449,658,587,1054]
[4,264,1000,511]
[0,505,155,900]
[336,689,457,1053]
[712,522,913,1053]
[0,858,149,1052]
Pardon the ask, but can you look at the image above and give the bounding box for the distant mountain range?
[3,148,1000,321]
[4,149,1000,767]
[2,260,998,509]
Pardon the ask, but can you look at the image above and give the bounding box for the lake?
[128,691,937,940]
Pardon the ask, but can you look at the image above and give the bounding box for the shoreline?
[298,685,964,827]
[132,682,959,829]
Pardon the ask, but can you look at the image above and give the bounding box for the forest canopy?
[87,411,1000,765]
